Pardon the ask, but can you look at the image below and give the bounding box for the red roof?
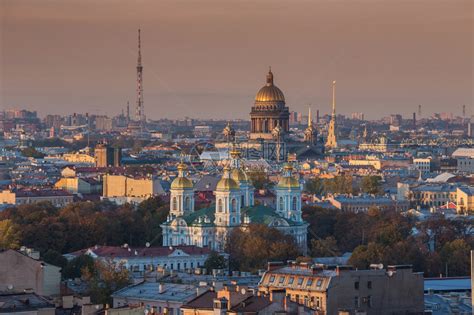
[68,245,212,258]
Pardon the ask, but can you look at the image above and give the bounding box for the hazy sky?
[1,0,472,119]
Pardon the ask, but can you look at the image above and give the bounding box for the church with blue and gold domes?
[160,149,309,254]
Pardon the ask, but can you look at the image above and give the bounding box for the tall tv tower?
[135,29,145,124]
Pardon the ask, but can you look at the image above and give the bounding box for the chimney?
[158,283,165,293]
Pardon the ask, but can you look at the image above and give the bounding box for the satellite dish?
[123,243,128,248]
[7,284,13,291]
[145,242,150,248]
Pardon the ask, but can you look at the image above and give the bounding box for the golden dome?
[255,69,285,102]
[216,166,240,191]
[171,177,194,189]
[231,168,249,183]
[277,177,300,189]
[277,164,300,189]
[171,162,193,189]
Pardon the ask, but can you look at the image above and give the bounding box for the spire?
[308,106,312,127]
[331,80,336,117]
[135,28,145,124]
[266,66,274,86]
[137,28,142,66]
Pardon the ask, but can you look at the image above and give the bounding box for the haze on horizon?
[1,0,472,120]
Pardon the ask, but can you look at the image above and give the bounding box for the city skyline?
[1,0,472,119]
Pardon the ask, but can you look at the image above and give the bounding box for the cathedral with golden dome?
[161,149,308,254]
[250,68,290,141]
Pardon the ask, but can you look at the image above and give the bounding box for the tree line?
[0,195,472,277]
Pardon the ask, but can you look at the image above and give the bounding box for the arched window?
[241,195,245,206]
[172,197,177,211]
[231,199,237,212]
[279,197,284,211]
[292,197,297,211]
[185,196,191,211]
[218,199,223,212]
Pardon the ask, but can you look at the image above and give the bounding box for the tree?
[323,176,353,194]
[42,249,68,268]
[360,176,382,195]
[348,242,385,269]
[440,239,471,277]
[0,219,20,249]
[204,251,227,272]
[310,236,340,257]
[21,147,45,158]
[62,255,95,279]
[304,178,324,195]
[82,260,130,304]
[227,224,301,272]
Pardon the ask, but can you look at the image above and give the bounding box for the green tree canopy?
[360,175,383,195]
[226,224,301,272]
[204,251,227,272]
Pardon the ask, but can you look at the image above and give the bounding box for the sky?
[1,0,472,120]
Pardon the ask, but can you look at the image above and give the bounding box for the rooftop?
[112,282,199,302]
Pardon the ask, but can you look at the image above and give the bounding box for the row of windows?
[278,196,299,211]
[268,275,323,289]
[217,198,239,213]
[172,196,192,211]
[127,261,203,272]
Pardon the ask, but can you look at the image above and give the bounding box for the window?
[269,275,275,283]
[231,198,237,212]
[279,276,285,284]
[354,296,360,308]
[218,199,223,212]
[185,196,191,211]
[307,279,313,286]
[288,277,295,284]
[367,281,372,289]
[354,281,359,290]
[367,295,372,307]
[297,278,304,285]
[279,197,284,210]
[292,197,297,211]
[172,197,177,210]
[316,279,323,287]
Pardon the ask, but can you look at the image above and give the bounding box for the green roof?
[241,205,278,225]
[182,206,216,225]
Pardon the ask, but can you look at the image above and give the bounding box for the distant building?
[0,189,74,207]
[413,157,432,174]
[194,125,212,137]
[62,153,95,164]
[0,292,56,314]
[259,262,424,315]
[94,115,113,131]
[113,282,204,315]
[64,245,212,273]
[95,143,122,167]
[102,174,165,204]
[457,157,474,173]
[456,186,474,214]
[182,285,309,315]
[54,176,101,195]
[0,248,61,296]
[328,195,409,213]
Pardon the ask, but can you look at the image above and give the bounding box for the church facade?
[161,151,308,254]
